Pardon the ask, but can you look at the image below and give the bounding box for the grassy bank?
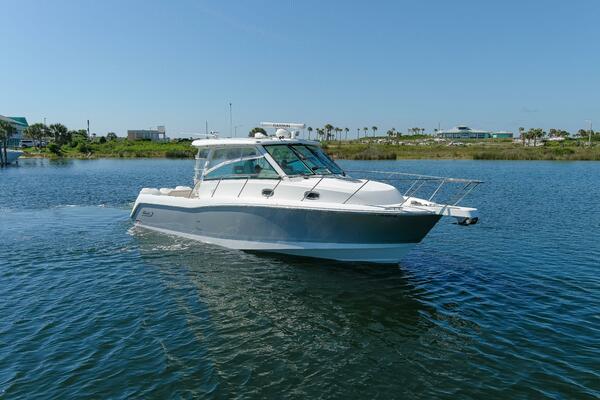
[21,138,600,161]
[323,142,600,161]
[23,139,197,159]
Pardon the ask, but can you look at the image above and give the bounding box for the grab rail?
[344,170,483,206]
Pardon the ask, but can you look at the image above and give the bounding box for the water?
[1,158,599,399]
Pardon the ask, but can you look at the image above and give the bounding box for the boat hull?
[5,149,23,164]
[131,203,441,263]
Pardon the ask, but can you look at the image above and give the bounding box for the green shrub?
[47,143,61,154]
[77,142,91,153]
[552,147,575,156]
[165,150,195,158]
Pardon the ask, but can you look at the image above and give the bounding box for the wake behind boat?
[131,122,481,263]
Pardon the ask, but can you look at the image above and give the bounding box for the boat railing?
[344,170,483,206]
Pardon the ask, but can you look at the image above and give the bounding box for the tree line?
[249,124,431,141]
[13,122,118,154]
[518,127,598,146]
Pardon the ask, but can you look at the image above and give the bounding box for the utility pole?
[205,120,208,136]
[229,102,233,137]
[87,120,90,137]
[588,120,593,146]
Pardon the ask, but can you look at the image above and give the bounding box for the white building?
[0,115,29,147]
[436,125,513,139]
[127,125,167,141]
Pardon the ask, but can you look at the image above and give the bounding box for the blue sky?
[1,0,598,138]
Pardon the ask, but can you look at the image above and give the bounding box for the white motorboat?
[131,123,481,263]
[3,149,23,164]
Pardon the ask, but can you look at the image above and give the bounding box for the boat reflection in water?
[131,122,482,264]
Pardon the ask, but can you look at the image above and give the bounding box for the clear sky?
[1,0,599,138]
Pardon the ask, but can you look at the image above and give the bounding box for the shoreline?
[20,142,600,161]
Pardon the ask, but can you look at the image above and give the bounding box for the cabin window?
[204,146,279,180]
[207,147,259,170]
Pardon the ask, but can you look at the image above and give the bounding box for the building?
[0,115,29,147]
[436,125,513,139]
[491,131,514,139]
[127,126,166,141]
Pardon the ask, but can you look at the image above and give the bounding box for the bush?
[47,143,61,155]
[552,147,575,156]
[165,150,195,158]
[77,142,91,153]
[99,136,107,144]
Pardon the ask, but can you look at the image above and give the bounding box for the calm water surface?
[1,158,599,399]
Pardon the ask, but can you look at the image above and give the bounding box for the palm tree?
[371,126,378,137]
[356,128,360,140]
[0,120,15,165]
[324,124,334,141]
[526,128,543,146]
[363,127,368,138]
[344,127,349,141]
[49,123,70,145]
[307,126,313,140]
[24,123,48,148]
[519,127,525,146]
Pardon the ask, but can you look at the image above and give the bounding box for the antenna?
[229,102,232,137]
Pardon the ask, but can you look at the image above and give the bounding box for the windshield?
[265,144,344,176]
[304,145,344,175]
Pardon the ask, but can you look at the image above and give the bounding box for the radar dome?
[275,128,291,138]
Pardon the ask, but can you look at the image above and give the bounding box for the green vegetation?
[25,138,196,159]
[19,122,600,161]
[248,127,267,137]
[323,140,600,161]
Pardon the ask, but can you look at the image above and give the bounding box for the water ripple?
[1,159,599,399]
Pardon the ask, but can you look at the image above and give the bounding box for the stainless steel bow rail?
[344,170,483,206]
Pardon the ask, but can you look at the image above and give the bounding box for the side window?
[207,147,259,170]
[204,155,279,180]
